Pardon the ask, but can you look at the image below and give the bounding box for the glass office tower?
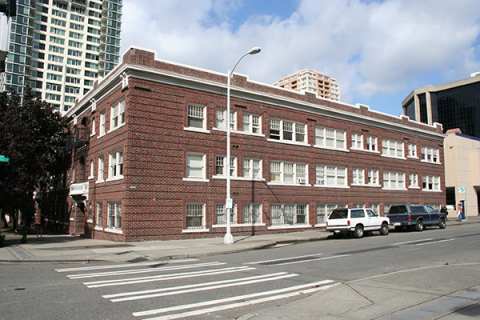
[2,0,122,112]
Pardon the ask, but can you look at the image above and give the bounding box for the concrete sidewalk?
[1,216,478,264]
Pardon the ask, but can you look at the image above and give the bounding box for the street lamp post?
[224,47,261,245]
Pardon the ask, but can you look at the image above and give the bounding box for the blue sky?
[121,0,480,116]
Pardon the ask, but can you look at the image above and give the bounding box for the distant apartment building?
[2,0,122,112]
[273,69,340,102]
[402,72,480,138]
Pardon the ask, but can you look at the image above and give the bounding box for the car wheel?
[353,225,364,238]
[438,218,446,229]
[415,220,424,231]
[380,223,389,235]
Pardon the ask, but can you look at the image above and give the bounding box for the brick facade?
[39,47,446,242]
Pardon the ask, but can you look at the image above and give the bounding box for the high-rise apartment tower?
[273,69,340,102]
[2,0,122,112]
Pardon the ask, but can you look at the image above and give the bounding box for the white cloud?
[120,0,480,111]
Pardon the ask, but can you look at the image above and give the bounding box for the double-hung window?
[316,165,347,187]
[243,204,262,224]
[109,150,123,179]
[186,203,205,229]
[409,173,419,188]
[186,153,206,179]
[352,168,365,185]
[315,127,346,150]
[382,139,404,158]
[107,202,121,229]
[215,203,237,225]
[243,158,261,179]
[89,160,94,179]
[99,111,106,136]
[216,108,236,130]
[270,161,308,184]
[367,169,379,185]
[269,119,307,143]
[423,175,440,191]
[243,113,261,134]
[96,202,102,227]
[97,156,104,182]
[271,204,308,226]
[352,133,363,149]
[383,171,405,189]
[110,100,125,130]
[316,204,347,225]
[421,147,440,163]
[187,103,206,129]
[215,156,236,177]
[408,144,418,158]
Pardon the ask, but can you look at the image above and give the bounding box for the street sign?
[226,198,233,209]
[458,187,465,193]
[0,155,9,162]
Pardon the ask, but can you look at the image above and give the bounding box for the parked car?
[387,204,446,231]
[326,208,390,238]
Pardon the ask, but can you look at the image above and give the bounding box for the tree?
[0,87,68,235]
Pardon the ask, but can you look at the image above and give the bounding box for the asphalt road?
[1,224,480,320]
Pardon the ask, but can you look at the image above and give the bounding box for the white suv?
[326,208,390,238]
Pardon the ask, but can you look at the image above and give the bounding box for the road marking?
[133,280,337,318]
[68,262,225,279]
[84,266,255,288]
[244,254,350,266]
[413,239,455,246]
[391,239,434,246]
[110,272,298,302]
[55,259,197,273]
[244,253,323,265]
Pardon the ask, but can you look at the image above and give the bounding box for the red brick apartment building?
[38,47,446,241]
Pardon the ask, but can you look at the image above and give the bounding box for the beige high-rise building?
[273,69,340,101]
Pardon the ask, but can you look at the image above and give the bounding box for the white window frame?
[186,103,208,132]
[95,202,103,229]
[409,173,419,188]
[366,136,377,152]
[352,168,365,185]
[107,202,122,231]
[243,158,262,180]
[315,126,346,151]
[315,165,348,188]
[367,169,379,186]
[383,171,406,190]
[108,150,124,180]
[243,113,262,135]
[184,203,207,231]
[270,204,309,227]
[97,156,104,182]
[269,161,308,185]
[215,155,237,177]
[269,119,307,144]
[408,143,418,158]
[421,147,440,164]
[243,204,263,225]
[216,108,236,131]
[99,111,106,136]
[90,117,96,136]
[316,204,347,225]
[110,100,125,132]
[382,139,405,159]
[88,160,94,179]
[185,153,207,181]
[422,175,441,191]
[214,203,237,226]
[351,133,363,149]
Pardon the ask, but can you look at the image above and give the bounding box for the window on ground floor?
[271,204,308,226]
[243,204,262,224]
[186,203,205,229]
[215,203,237,225]
[316,204,347,225]
[107,202,121,229]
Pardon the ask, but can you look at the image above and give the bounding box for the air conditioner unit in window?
[297,178,306,184]
[317,179,325,185]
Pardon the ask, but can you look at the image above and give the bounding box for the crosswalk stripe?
[68,262,225,279]
[133,280,336,318]
[244,253,322,265]
[55,259,197,273]
[85,266,255,288]
[110,272,298,302]
[104,272,290,299]
[143,284,339,320]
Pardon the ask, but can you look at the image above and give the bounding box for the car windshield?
[329,209,348,219]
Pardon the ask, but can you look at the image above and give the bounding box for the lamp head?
[248,47,261,55]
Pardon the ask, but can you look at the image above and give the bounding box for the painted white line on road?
[104,272,291,299]
[85,266,255,288]
[111,272,298,302]
[244,253,323,265]
[268,254,351,266]
[134,280,337,318]
[68,262,225,279]
[391,239,434,246]
[413,238,455,246]
[55,259,197,273]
